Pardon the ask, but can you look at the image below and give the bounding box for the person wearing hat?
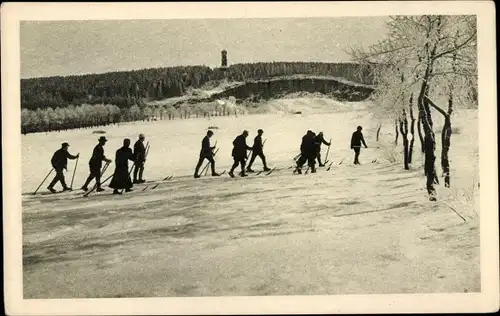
[47,142,79,193]
[295,130,317,174]
[81,136,112,192]
[109,138,136,194]
[314,131,331,167]
[229,130,253,178]
[350,125,368,165]
[133,133,147,184]
[194,130,221,178]
[246,129,271,173]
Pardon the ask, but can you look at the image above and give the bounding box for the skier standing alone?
[81,136,112,192]
[47,142,79,193]
[229,130,253,178]
[194,130,221,178]
[133,133,147,184]
[350,126,368,165]
[314,131,331,167]
[109,138,135,195]
[246,129,271,173]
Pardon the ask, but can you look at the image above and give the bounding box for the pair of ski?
[140,175,174,191]
[251,167,277,176]
[292,160,334,175]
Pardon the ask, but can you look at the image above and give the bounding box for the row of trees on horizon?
[21,101,249,134]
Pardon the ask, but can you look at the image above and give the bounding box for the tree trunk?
[441,116,452,187]
[408,94,416,164]
[399,111,410,170]
[426,96,452,188]
[376,123,382,142]
[418,82,436,198]
[394,119,399,145]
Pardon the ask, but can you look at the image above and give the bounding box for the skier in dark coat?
[109,138,136,194]
[295,130,317,174]
[133,133,147,184]
[194,130,221,178]
[81,136,112,192]
[246,129,271,173]
[47,142,79,193]
[229,130,253,178]
[314,131,331,167]
[351,126,368,165]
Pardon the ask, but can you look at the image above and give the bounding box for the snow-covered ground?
[22,98,480,298]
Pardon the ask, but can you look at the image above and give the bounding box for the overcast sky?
[20,17,389,78]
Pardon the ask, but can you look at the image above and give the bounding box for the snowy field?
[22,98,480,298]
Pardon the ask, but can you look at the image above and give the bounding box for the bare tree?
[348,15,477,200]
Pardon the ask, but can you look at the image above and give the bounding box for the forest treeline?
[21,62,374,110]
[21,62,375,134]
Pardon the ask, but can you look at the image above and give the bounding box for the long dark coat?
[300,132,316,157]
[109,147,135,189]
[232,134,252,159]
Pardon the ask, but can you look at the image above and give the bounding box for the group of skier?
[44,126,368,195]
[47,134,148,195]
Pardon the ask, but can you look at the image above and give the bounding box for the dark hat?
[61,142,70,147]
[258,129,263,133]
[98,136,108,142]
[207,130,214,135]
[357,126,363,130]
[243,130,249,135]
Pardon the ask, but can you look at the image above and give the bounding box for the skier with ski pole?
[109,138,136,195]
[229,130,253,178]
[194,130,221,178]
[81,136,112,192]
[314,132,331,167]
[246,129,271,173]
[46,142,79,193]
[133,134,148,184]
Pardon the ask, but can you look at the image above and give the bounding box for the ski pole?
[83,173,114,197]
[70,155,79,189]
[324,138,332,164]
[34,168,54,195]
[293,153,301,161]
[202,148,219,176]
[85,160,110,195]
[101,161,111,177]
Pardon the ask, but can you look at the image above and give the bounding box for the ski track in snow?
[22,99,480,298]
